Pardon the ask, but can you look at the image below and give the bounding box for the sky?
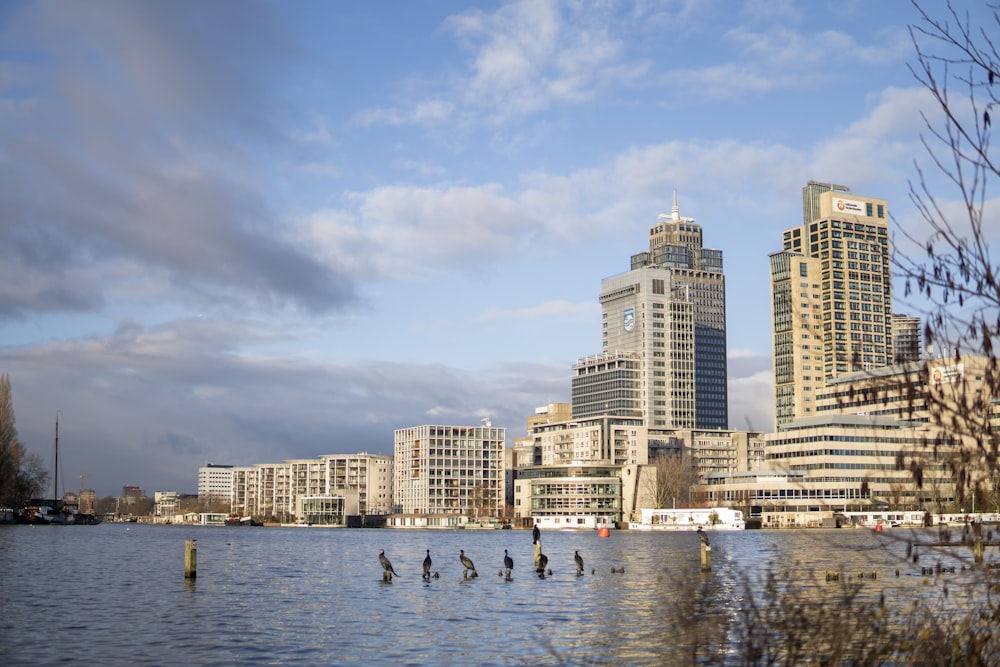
[0,0,993,498]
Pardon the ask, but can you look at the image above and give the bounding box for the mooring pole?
[185,539,198,579]
[974,521,984,565]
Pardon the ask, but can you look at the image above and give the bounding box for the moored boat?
[629,507,745,531]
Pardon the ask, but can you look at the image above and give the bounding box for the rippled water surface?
[0,524,992,665]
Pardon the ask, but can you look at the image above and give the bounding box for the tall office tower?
[599,193,728,430]
[892,313,922,363]
[770,181,891,428]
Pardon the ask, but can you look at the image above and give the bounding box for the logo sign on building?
[834,197,867,215]
[623,307,635,332]
[930,364,963,385]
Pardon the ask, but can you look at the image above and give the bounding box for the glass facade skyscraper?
[597,194,728,430]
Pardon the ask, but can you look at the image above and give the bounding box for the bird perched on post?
[503,549,513,578]
[536,552,549,577]
[423,549,432,579]
[697,526,710,548]
[574,550,584,576]
[379,549,399,579]
[532,523,540,544]
[460,549,477,578]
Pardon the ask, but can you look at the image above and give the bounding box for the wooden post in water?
[973,521,984,565]
[533,539,542,572]
[185,539,198,579]
[700,541,712,572]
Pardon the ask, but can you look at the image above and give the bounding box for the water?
[0,524,992,666]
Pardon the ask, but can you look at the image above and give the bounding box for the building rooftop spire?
[672,189,679,221]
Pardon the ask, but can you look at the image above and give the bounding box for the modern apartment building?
[393,424,505,517]
[512,415,647,528]
[770,181,891,427]
[649,428,766,479]
[230,452,392,522]
[599,194,728,430]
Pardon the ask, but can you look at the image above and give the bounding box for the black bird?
[503,549,514,575]
[532,523,540,544]
[460,549,477,577]
[574,550,584,575]
[423,549,432,579]
[536,552,549,576]
[379,549,399,577]
[697,526,710,547]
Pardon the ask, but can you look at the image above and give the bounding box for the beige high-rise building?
[770,181,891,427]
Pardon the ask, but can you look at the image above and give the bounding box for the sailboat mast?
[53,414,59,501]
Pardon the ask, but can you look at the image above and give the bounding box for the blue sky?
[0,0,990,497]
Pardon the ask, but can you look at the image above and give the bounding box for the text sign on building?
[833,197,867,215]
[623,307,635,332]
[930,364,963,385]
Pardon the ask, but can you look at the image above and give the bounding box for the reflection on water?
[0,524,992,665]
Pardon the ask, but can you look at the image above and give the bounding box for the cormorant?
[536,552,549,576]
[697,526,710,547]
[503,548,513,576]
[379,549,399,577]
[532,523,540,544]
[423,549,432,579]
[574,550,584,575]
[460,549,477,577]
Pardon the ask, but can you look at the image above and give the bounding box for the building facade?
[393,424,506,517]
[230,452,392,523]
[891,313,923,363]
[571,351,642,419]
[771,181,891,427]
[198,463,235,502]
[511,416,648,527]
[599,194,728,430]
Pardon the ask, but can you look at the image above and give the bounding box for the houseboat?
[629,507,746,531]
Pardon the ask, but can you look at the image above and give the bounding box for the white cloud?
[811,86,933,186]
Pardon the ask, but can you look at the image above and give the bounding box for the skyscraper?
[770,181,891,427]
[598,193,728,430]
[892,313,923,363]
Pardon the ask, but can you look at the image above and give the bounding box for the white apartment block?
[197,464,235,502]
[230,452,392,522]
[394,424,506,517]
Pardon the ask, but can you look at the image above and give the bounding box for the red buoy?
[598,527,610,538]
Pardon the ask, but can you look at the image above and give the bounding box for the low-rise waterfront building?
[697,415,959,516]
[230,452,393,523]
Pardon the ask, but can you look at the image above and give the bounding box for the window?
[799,263,808,277]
